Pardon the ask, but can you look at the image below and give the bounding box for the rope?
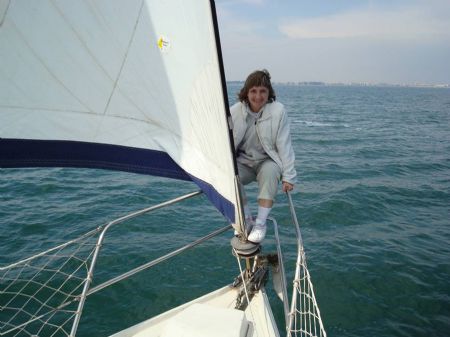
[232,249,260,337]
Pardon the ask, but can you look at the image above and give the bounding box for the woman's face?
[247,86,269,112]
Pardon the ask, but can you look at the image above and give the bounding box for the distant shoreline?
[227,81,450,89]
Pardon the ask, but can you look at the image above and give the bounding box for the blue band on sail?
[0,138,235,222]
[189,175,235,224]
[0,138,191,180]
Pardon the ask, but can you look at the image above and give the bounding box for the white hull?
[110,285,280,337]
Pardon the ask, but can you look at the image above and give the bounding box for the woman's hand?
[282,181,294,192]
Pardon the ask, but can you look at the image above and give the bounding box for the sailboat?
[0,1,326,336]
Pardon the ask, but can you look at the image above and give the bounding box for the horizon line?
[226,80,450,88]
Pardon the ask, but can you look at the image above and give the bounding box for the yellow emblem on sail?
[157,36,170,52]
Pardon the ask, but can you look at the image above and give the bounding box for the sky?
[215,0,450,85]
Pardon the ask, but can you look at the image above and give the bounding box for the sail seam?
[6,10,92,113]
[101,0,145,116]
[0,0,10,26]
[49,1,117,85]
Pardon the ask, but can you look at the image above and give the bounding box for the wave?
[293,119,350,128]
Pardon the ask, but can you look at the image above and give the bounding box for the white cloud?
[279,4,450,40]
[216,2,265,36]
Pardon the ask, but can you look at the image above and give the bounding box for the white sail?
[0,0,240,224]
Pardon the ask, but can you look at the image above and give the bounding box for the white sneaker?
[247,222,267,243]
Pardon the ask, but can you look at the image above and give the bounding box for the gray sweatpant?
[237,159,281,201]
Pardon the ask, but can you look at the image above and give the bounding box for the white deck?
[110,285,280,337]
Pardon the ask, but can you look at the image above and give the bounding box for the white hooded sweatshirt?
[230,101,297,184]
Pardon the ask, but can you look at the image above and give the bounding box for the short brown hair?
[238,69,276,103]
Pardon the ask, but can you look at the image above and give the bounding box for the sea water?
[1,84,449,337]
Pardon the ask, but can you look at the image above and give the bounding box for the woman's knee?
[257,160,281,182]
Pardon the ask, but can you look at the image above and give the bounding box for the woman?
[231,69,296,243]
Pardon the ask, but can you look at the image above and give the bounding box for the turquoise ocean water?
[1,84,449,336]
